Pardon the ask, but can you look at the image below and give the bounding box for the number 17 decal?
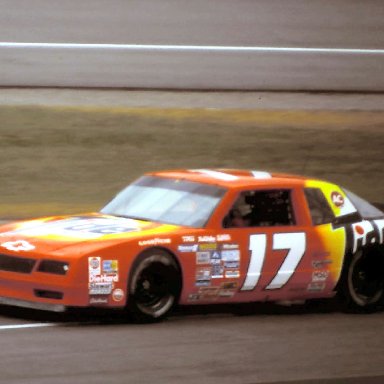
[241,232,306,291]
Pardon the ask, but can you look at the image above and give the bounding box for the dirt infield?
[0,94,383,219]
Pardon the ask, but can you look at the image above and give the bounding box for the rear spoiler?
[372,202,384,212]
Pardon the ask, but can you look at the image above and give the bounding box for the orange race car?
[0,169,383,322]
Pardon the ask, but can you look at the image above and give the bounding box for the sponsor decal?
[102,260,118,274]
[89,282,113,295]
[112,288,125,302]
[221,243,239,250]
[138,238,171,246]
[225,270,240,278]
[196,251,211,264]
[351,221,375,253]
[199,287,220,298]
[221,281,238,289]
[307,282,326,292]
[328,192,357,216]
[196,268,211,281]
[210,258,221,265]
[5,217,140,239]
[331,191,345,207]
[88,257,101,276]
[216,234,231,242]
[182,235,195,243]
[218,289,235,298]
[198,235,216,242]
[221,250,240,262]
[211,265,224,278]
[312,260,332,269]
[196,267,211,287]
[211,251,221,260]
[312,271,329,282]
[63,220,138,235]
[89,297,109,305]
[224,261,239,269]
[89,274,118,283]
[199,243,217,251]
[195,286,236,299]
[1,240,35,252]
[188,283,238,301]
[311,251,330,258]
[89,257,119,287]
[178,244,199,253]
[334,218,384,256]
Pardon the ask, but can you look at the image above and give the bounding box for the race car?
[0,169,383,322]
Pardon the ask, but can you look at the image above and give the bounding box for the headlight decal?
[37,260,69,275]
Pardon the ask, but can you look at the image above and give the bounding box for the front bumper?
[0,295,66,312]
[0,251,127,311]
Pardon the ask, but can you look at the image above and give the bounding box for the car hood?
[0,213,182,256]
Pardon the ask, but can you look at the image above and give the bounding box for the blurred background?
[0,0,383,219]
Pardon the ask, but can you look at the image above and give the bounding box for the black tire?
[127,249,181,323]
[339,248,384,313]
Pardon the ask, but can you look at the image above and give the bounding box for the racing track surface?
[0,302,384,384]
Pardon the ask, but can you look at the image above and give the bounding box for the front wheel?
[127,249,181,323]
[339,248,384,313]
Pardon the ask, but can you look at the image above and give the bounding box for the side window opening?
[223,189,295,228]
[304,188,335,225]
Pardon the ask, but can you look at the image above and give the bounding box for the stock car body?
[0,169,383,322]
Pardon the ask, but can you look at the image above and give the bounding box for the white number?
[241,234,267,291]
[241,232,306,291]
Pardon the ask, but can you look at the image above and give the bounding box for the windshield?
[101,176,226,227]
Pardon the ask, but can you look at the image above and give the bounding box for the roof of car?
[148,169,313,189]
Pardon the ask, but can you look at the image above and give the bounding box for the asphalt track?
[0,302,384,384]
[1,0,384,90]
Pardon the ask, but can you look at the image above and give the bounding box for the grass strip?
[0,106,383,218]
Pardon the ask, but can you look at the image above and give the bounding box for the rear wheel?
[339,248,384,312]
[127,249,181,323]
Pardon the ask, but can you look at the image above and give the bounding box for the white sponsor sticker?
[88,257,101,277]
[89,274,119,283]
[138,238,171,246]
[3,217,140,239]
[196,251,211,264]
[198,236,216,242]
[89,283,113,295]
[112,289,125,302]
[178,244,199,253]
[221,250,240,261]
[1,240,35,252]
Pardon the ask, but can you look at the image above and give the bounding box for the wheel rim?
[133,261,176,318]
[348,251,384,306]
